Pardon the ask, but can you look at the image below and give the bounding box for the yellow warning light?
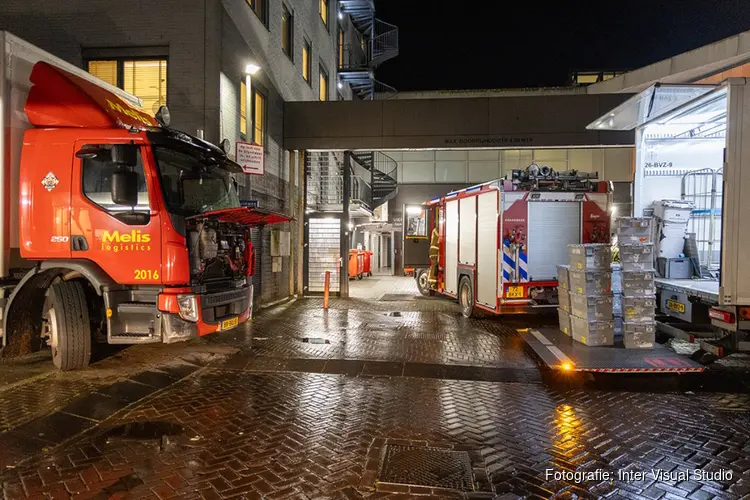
[106,308,113,318]
[561,362,574,372]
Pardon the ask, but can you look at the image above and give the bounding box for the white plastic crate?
[622,296,656,322]
[618,243,654,271]
[570,315,615,346]
[623,321,656,349]
[621,270,656,296]
[613,293,622,317]
[568,269,611,296]
[615,217,653,244]
[569,293,613,321]
[568,244,612,270]
[611,264,622,293]
[558,289,570,313]
[557,265,570,290]
[558,308,571,336]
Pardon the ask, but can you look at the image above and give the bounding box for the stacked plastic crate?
[616,218,657,349]
[566,244,614,346]
[557,265,571,335]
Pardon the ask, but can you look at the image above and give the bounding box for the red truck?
[403,169,610,317]
[0,32,288,369]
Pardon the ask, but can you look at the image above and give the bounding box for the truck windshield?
[152,145,240,216]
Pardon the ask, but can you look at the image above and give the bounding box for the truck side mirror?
[111,169,139,207]
[111,144,139,166]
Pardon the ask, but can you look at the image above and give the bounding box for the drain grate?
[380,294,416,302]
[378,445,475,491]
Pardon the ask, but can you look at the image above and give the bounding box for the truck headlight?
[176,294,199,322]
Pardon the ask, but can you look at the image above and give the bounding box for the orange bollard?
[323,271,330,309]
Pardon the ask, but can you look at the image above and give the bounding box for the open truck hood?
[192,207,292,226]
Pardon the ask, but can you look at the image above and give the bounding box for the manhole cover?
[378,445,474,491]
[380,294,416,302]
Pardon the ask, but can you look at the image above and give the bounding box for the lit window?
[282,5,293,60]
[87,58,167,116]
[240,80,248,136]
[123,60,168,116]
[302,41,311,83]
[319,0,328,27]
[87,61,118,87]
[338,29,344,69]
[252,90,266,146]
[247,0,267,25]
[319,65,328,101]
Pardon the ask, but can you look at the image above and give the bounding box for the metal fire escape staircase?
[306,151,398,214]
[339,1,398,100]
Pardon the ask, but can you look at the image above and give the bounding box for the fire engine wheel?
[458,276,476,318]
[417,269,430,297]
[42,281,91,371]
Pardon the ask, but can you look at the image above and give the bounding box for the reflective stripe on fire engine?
[502,239,528,283]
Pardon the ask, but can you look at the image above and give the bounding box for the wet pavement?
[0,276,749,499]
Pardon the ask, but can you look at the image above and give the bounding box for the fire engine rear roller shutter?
[527,202,581,281]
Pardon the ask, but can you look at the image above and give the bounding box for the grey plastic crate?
[613,293,622,317]
[618,243,654,271]
[557,265,570,290]
[622,296,656,322]
[616,217,653,244]
[621,270,656,296]
[558,308,571,336]
[570,315,615,346]
[558,289,570,313]
[569,292,613,321]
[623,321,656,349]
[568,269,611,296]
[568,244,612,271]
[611,264,622,293]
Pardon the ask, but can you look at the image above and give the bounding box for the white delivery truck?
[588,79,750,360]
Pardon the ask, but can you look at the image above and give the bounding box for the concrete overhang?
[284,93,634,151]
[587,30,750,94]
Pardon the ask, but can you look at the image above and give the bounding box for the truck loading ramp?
[520,328,705,373]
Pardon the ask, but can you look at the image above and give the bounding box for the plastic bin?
[557,265,570,290]
[348,249,364,279]
[622,296,656,322]
[568,244,611,270]
[558,308,571,336]
[621,270,656,296]
[570,315,615,346]
[568,269,611,296]
[615,217,653,244]
[558,289,571,313]
[613,293,622,317]
[569,293,613,321]
[362,250,373,277]
[618,243,654,271]
[611,264,622,294]
[623,321,656,349]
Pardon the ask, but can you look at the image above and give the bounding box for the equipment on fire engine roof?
[509,164,600,192]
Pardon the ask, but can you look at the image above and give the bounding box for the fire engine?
[403,167,610,317]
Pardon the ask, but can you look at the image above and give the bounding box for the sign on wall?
[236,141,264,175]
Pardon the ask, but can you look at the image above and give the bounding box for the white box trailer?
[588,78,750,357]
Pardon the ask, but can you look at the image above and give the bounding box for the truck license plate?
[506,286,524,298]
[666,300,686,314]
[221,317,240,331]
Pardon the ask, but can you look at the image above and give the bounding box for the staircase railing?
[371,19,399,62]
[373,79,398,100]
[372,151,397,181]
[306,151,373,211]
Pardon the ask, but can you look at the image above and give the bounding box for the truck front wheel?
[416,269,430,296]
[43,281,92,371]
[458,276,476,318]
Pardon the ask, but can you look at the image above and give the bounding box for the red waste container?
[363,250,373,277]
[348,250,364,280]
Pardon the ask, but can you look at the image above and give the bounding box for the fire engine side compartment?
[444,200,459,295]
[476,191,498,309]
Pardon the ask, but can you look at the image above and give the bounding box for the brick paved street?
[0,276,749,499]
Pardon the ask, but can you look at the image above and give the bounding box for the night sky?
[375,0,750,91]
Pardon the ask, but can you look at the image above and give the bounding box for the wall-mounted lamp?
[245,63,261,75]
